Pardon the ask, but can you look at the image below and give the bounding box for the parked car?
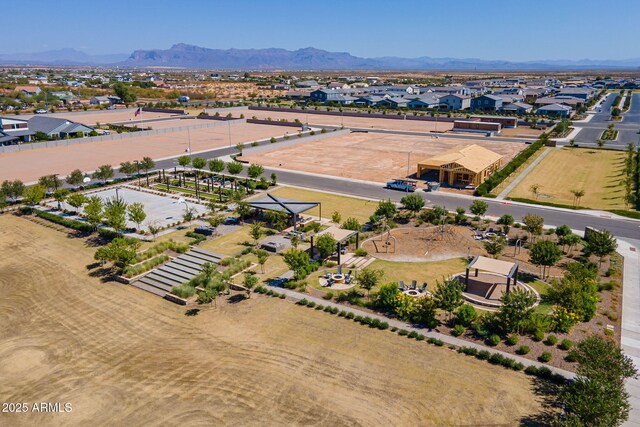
[194,226,215,236]
[223,216,239,225]
[35,109,48,114]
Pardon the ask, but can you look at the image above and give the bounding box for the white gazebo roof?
[467,255,518,277]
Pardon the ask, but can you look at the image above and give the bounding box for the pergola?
[249,194,320,231]
[465,255,519,293]
[310,226,359,265]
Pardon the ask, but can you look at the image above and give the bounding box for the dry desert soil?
[0,214,547,426]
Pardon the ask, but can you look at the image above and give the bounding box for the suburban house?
[439,94,471,110]
[416,144,503,187]
[0,117,34,145]
[424,86,471,96]
[28,116,94,139]
[377,97,408,109]
[354,95,386,107]
[50,91,78,105]
[89,95,122,105]
[502,102,533,114]
[557,87,594,100]
[536,103,573,117]
[15,85,42,96]
[470,94,503,111]
[534,96,584,108]
[295,80,320,89]
[407,95,440,109]
[327,82,349,89]
[309,88,361,104]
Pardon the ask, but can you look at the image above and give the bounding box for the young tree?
[400,193,425,216]
[94,237,140,269]
[483,236,507,258]
[66,192,88,214]
[256,249,269,273]
[208,158,225,175]
[192,157,207,198]
[270,172,277,185]
[570,189,586,208]
[119,161,137,178]
[498,287,536,334]
[341,217,361,231]
[469,200,488,217]
[112,82,137,103]
[147,221,161,241]
[65,169,85,187]
[93,164,114,184]
[235,142,245,155]
[331,210,342,224]
[358,267,384,300]
[139,157,155,186]
[374,199,397,220]
[411,296,437,326]
[103,196,128,235]
[315,233,338,260]
[522,213,544,242]
[38,174,61,193]
[182,206,197,222]
[529,239,563,279]
[247,163,264,180]
[455,304,478,326]
[235,201,251,223]
[433,277,464,324]
[585,229,618,268]
[23,184,46,205]
[496,214,514,234]
[561,336,637,426]
[83,196,103,230]
[249,222,264,245]
[243,273,258,298]
[127,202,147,232]
[1,179,25,202]
[52,188,70,210]
[226,161,244,189]
[374,282,399,310]
[529,183,542,199]
[283,247,310,280]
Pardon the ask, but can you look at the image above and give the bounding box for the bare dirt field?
[0,123,294,183]
[0,214,546,426]
[122,117,201,130]
[236,108,455,133]
[241,131,526,183]
[508,147,628,210]
[10,108,180,126]
[363,226,485,262]
[499,127,546,138]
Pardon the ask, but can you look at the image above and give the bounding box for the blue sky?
[5,0,640,61]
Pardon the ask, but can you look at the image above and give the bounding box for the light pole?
[135,160,141,189]
[115,187,120,201]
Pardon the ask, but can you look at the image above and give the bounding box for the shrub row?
[31,208,119,240]
[475,137,545,196]
[123,254,169,278]
[254,286,286,299]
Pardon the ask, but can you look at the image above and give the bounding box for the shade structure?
[465,255,519,293]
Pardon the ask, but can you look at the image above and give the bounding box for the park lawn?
[490,147,547,196]
[138,225,198,251]
[527,280,553,315]
[507,147,628,210]
[237,252,289,284]
[199,226,252,255]
[266,186,377,223]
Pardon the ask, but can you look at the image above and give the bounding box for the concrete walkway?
[619,237,640,426]
[496,147,554,200]
[274,283,576,379]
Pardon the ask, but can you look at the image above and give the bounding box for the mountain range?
[1,44,640,70]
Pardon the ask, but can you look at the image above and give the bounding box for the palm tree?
[529,183,541,199]
[570,189,585,208]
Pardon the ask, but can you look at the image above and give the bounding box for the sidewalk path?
[496,147,553,200]
[620,237,640,426]
[274,283,576,379]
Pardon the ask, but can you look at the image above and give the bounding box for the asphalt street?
[575,92,640,147]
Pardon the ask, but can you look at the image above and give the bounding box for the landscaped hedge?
[32,209,120,240]
[475,137,546,196]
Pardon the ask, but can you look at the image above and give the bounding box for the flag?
[134,107,141,117]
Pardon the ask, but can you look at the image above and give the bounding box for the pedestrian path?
[273,280,575,379]
[619,237,640,426]
[496,147,553,200]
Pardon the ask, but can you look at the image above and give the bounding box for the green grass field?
[199,226,252,255]
[508,148,629,210]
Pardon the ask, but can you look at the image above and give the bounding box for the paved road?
[576,92,640,147]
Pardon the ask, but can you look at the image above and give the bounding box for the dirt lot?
[241,131,526,184]
[0,214,546,426]
[0,123,294,183]
[236,108,455,133]
[497,127,546,139]
[11,108,180,126]
[508,147,628,210]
